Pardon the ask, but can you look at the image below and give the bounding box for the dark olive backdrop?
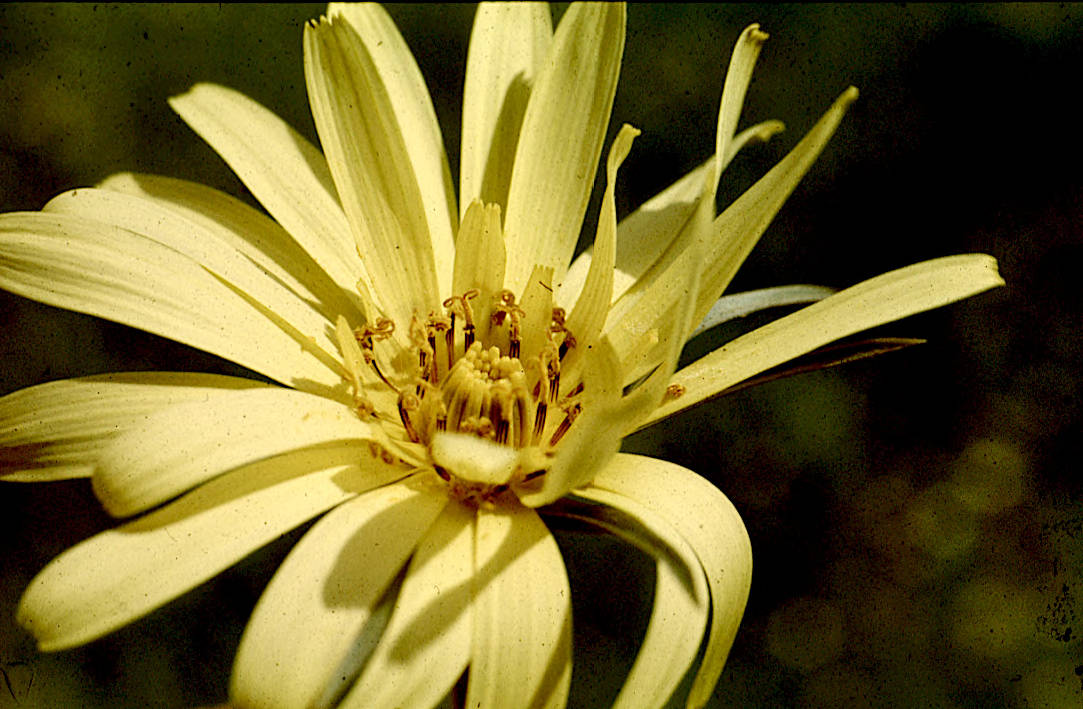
[1,4,1080,708]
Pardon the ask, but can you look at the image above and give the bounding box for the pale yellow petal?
[515,335,623,508]
[559,120,784,310]
[94,387,384,518]
[0,372,270,482]
[431,431,520,487]
[339,503,474,709]
[641,254,1005,430]
[19,443,402,652]
[607,225,705,390]
[518,263,555,364]
[503,2,625,295]
[460,1,552,214]
[694,87,859,325]
[304,17,440,328]
[467,506,572,709]
[711,25,770,206]
[559,159,706,311]
[167,84,364,295]
[230,474,447,709]
[0,212,343,392]
[603,89,857,366]
[43,187,343,367]
[452,200,506,315]
[549,487,710,709]
[564,124,639,371]
[329,2,457,298]
[522,238,701,506]
[97,172,363,324]
[592,454,752,708]
[691,284,836,338]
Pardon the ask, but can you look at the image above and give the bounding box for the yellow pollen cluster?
[339,288,584,494]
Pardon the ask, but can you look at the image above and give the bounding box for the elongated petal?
[329,2,457,298]
[522,233,702,506]
[94,387,384,518]
[690,284,836,338]
[503,2,625,294]
[98,172,363,324]
[230,474,447,709]
[565,124,639,367]
[43,187,343,367]
[467,506,572,709]
[607,221,705,388]
[711,25,770,206]
[559,120,785,309]
[641,254,1004,430]
[693,87,859,326]
[545,489,709,709]
[591,454,752,709]
[305,16,440,327]
[605,89,857,365]
[560,159,706,311]
[340,502,474,709]
[0,212,343,392]
[0,372,270,481]
[168,84,364,296]
[452,200,506,313]
[460,1,552,214]
[515,335,623,508]
[19,443,400,652]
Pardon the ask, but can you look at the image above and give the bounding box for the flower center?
[342,288,583,501]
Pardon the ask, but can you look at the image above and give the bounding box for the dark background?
[1,4,1080,707]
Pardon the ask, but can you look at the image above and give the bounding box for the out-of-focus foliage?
[1,4,1080,707]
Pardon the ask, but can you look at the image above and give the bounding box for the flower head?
[0,3,1002,708]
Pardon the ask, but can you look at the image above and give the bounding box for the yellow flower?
[0,4,1002,709]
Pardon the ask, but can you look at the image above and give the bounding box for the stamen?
[537,342,561,403]
[410,316,433,390]
[533,401,547,442]
[509,329,521,359]
[549,402,581,447]
[514,385,532,447]
[427,335,438,378]
[561,381,584,403]
[355,320,401,395]
[398,392,421,443]
[446,322,455,371]
[492,290,524,359]
[426,313,451,384]
[462,290,478,349]
[549,307,576,360]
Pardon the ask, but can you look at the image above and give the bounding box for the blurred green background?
[1,3,1080,707]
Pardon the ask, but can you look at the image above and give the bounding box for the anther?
[533,401,548,442]
[445,323,455,371]
[549,307,576,360]
[492,290,524,359]
[426,313,451,384]
[549,402,581,447]
[398,392,421,443]
[561,381,584,403]
[355,321,401,394]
